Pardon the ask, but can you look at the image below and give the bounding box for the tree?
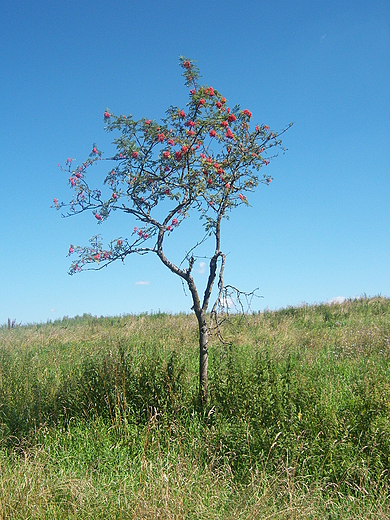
[54,57,292,402]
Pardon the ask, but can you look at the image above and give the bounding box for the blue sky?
[1,0,389,325]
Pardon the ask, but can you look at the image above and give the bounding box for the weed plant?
[0,297,389,518]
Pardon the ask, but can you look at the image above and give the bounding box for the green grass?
[1,297,390,518]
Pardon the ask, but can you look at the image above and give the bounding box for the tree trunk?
[156,243,210,403]
[197,310,209,403]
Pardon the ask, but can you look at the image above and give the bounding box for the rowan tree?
[54,57,292,402]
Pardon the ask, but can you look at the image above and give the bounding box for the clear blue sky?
[1,0,389,325]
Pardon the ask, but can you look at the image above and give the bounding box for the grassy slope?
[0,297,389,518]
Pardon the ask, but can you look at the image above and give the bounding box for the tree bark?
[197,310,209,403]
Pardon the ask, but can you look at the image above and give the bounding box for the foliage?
[54,57,291,277]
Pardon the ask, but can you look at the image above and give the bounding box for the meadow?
[0,296,389,519]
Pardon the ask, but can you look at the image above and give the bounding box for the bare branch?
[210,284,263,343]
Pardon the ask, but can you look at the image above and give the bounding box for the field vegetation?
[0,296,389,518]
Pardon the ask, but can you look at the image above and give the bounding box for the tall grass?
[0,297,389,518]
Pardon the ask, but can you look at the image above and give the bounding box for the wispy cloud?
[135,281,150,285]
[223,296,234,309]
[327,296,346,305]
[198,261,206,274]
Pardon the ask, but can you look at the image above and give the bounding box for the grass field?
[1,296,389,518]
